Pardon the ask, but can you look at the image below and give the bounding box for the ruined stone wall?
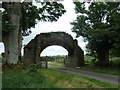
[24,32,84,67]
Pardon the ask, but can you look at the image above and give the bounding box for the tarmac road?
[48,65,119,85]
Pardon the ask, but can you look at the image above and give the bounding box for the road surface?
[49,65,119,85]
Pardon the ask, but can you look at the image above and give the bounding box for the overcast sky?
[0,0,88,56]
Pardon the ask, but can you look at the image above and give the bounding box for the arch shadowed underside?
[24,32,84,67]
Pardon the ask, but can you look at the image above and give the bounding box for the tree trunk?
[18,28,22,62]
[96,47,109,66]
[2,2,21,64]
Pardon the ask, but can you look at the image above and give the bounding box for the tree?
[2,2,22,64]
[71,2,120,66]
[2,1,66,65]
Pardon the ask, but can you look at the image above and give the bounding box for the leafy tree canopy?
[71,2,120,54]
[2,1,66,36]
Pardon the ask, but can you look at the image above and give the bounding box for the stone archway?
[24,32,84,67]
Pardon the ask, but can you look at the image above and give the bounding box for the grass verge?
[81,56,120,76]
[2,65,119,88]
[79,64,120,76]
[48,61,64,66]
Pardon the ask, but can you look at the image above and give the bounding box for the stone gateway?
[24,32,84,67]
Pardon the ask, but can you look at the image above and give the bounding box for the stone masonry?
[24,32,84,67]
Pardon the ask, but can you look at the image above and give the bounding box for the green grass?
[2,65,119,88]
[79,64,119,76]
[80,56,120,76]
[48,61,64,66]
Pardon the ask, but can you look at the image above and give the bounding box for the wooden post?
[45,56,48,68]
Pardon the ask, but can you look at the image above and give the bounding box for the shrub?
[29,64,39,73]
